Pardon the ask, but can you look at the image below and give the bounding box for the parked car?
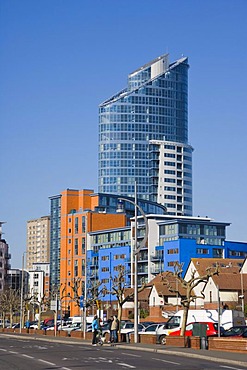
[168,322,223,338]
[120,322,146,334]
[59,322,82,334]
[28,320,39,329]
[221,326,247,337]
[140,323,166,335]
[0,319,11,328]
[12,323,20,329]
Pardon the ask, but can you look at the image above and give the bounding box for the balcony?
[150,253,163,262]
[89,274,99,280]
[138,255,148,262]
[150,267,162,274]
[138,267,148,274]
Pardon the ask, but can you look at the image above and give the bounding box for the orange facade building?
[60,189,127,317]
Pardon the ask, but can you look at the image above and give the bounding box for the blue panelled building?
[86,214,247,302]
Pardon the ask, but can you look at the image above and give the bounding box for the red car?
[169,322,220,337]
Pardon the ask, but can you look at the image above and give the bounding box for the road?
[0,335,246,370]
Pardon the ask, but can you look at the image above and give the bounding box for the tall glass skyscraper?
[98,53,193,215]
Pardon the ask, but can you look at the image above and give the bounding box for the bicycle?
[96,330,105,346]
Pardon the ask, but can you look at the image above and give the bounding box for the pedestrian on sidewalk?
[92,315,99,346]
[110,315,119,345]
[107,316,113,343]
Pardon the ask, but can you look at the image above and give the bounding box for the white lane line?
[0,349,7,352]
[61,368,72,370]
[38,359,56,366]
[22,354,34,359]
[220,366,245,370]
[8,351,19,354]
[122,352,141,357]
[152,357,181,365]
[118,363,136,369]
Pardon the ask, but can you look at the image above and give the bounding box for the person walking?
[110,315,119,345]
[107,316,113,343]
[92,315,99,346]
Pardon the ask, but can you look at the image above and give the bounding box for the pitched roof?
[124,286,152,301]
[147,272,187,297]
[189,258,244,290]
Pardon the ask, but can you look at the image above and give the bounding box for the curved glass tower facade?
[98,54,192,214]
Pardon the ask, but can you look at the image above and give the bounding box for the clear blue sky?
[1,0,247,268]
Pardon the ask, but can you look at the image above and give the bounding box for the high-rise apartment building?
[98,53,193,214]
[49,189,166,293]
[26,216,50,271]
[49,194,61,291]
[0,222,11,292]
[149,139,193,216]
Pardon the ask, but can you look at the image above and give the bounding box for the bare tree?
[69,277,83,310]
[163,261,219,336]
[0,288,20,327]
[29,291,50,329]
[63,277,104,316]
[108,264,146,322]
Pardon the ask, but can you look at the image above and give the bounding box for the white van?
[157,309,245,344]
[0,319,11,328]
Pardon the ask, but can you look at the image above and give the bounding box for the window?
[75,217,78,234]
[82,238,85,254]
[164,161,175,166]
[196,248,209,254]
[164,178,176,183]
[82,216,86,233]
[165,153,175,158]
[164,186,175,191]
[167,248,179,254]
[164,170,175,175]
[168,261,177,266]
[75,238,78,255]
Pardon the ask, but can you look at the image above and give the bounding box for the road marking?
[38,359,56,366]
[118,363,136,369]
[61,368,72,370]
[123,352,141,357]
[8,351,19,354]
[152,357,180,365]
[0,349,7,352]
[220,366,245,370]
[22,354,34,359]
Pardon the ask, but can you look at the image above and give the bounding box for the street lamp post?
[19,252,25,333]
[20,250,38,333]
[83,213,88,340]
[240,269,244,313]
[119,182,148,344]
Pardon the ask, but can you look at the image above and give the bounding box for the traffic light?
[96,299,101,309]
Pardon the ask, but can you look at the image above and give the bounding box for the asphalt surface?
[1,332,247,368]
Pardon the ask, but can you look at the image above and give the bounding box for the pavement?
[1,332,247,368]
